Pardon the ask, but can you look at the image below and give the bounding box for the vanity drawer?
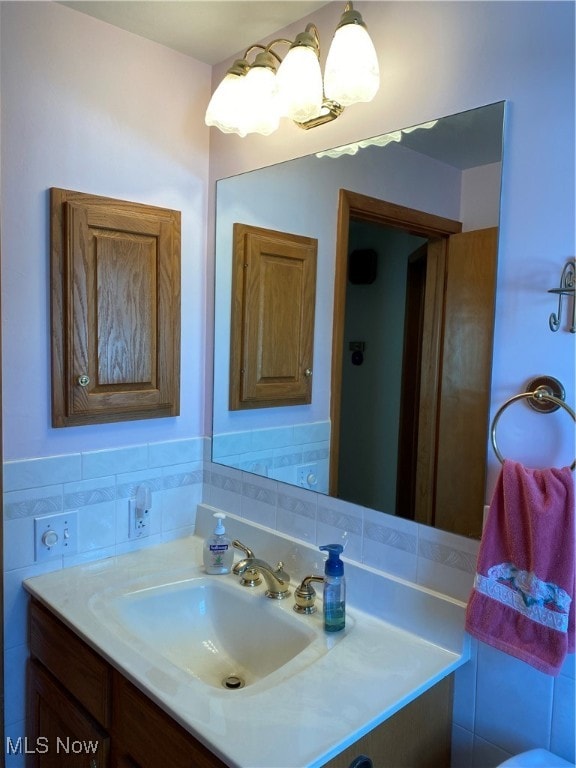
[29,599,111,728]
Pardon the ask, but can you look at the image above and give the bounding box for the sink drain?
[222,674,245,690]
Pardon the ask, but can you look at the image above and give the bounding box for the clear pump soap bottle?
[319,544,346,632]
[203,512,233,574]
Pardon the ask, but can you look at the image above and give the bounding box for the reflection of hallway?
[338,223,425,514]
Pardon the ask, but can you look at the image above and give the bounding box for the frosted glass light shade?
[324,23,380,107]
[205,71,248,136]
[242,66,280,136]
[276,46,323,122]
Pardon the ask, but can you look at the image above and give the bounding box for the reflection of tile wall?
[4,438,207,765]
[204,461,575,768]
[212,420,330,492]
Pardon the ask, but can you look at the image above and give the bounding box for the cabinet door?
[29,599,111,728]
[112,673,227,768]
[322,675,453,768]
[27,660,109,768]
[230,223,317,409]
[51,188,180,426]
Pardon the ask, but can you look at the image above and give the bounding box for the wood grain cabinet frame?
[230,223,317,410]
[50,188,181,426]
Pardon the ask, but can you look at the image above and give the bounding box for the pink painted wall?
[1,1,211,459]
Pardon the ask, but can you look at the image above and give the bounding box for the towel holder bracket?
[525,375,565,413]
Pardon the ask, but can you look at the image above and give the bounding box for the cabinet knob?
[77,375,90,387]
[304,368,312,377]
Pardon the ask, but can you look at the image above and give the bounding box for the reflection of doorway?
[330,189,498,537]
[337,224,426,513]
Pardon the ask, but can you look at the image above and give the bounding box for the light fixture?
[204,2,379,137]
[276,26,324,123]
[204,57,251,136]
[323,3,380,107]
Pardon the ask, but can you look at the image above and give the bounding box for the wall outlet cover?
[129,499,151,539]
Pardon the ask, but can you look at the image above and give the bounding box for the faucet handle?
[232,539,255,558]
[274,561,290,583]
[232,540,261,587]
[294,575,324,614]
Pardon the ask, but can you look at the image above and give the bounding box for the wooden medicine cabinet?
[230,223,317,410]
[50,188,181,426]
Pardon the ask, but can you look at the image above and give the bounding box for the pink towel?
[465,459,575,676]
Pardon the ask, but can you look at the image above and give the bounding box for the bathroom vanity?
[28,598,225,768]
[25,511,468,768]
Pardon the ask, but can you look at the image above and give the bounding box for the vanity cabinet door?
[28,660,110,768]
[322,674,453,768]
[29,600,111,728]
[111,673,227,768]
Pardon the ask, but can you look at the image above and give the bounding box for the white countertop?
[24,520,469,768]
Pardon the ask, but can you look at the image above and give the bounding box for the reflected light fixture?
[205,2,379,136]
[315,121,439,158]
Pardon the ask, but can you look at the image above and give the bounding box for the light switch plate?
[34,511,78,561]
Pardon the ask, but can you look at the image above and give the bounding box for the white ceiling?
[61,1,329,65]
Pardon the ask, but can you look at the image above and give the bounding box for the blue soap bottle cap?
[319,544,344,576]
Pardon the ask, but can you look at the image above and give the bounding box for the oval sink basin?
[90,577,333,690]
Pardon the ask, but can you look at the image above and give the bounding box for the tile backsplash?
[212,419,330,493]
[4,443,574,768]
[3,437,206,761]
[204,461,480,601]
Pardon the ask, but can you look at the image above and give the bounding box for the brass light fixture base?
[296,99,344,130]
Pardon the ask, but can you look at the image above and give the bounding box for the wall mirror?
[213,101,505,538]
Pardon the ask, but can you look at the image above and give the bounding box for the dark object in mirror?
[349,249,378,284]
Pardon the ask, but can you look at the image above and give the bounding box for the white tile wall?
[3,438,206,766]
[452,645,575,767]
[4,449,574,768]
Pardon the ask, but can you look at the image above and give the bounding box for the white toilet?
[498,748,574,767]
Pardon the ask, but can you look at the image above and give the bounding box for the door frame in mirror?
[330,191,463,511]
[331,190,498,537]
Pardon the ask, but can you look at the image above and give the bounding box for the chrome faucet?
[232,557,290,599]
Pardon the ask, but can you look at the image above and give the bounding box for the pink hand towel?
[465,459,575,676]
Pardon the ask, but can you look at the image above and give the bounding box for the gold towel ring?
[491,386,576,471]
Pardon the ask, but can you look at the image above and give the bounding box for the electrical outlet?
[129,499,151,538]
[297,463,318,488]
[35,511,78,561]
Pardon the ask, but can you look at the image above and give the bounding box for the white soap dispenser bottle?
[203,513,234,574]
